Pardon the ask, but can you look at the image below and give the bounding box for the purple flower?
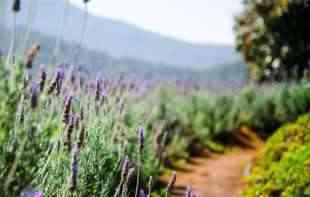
[68,145,79,191]
[139,189,146,197]
[56,67,65,81]
[62,95,73,124]
[35,192,44,197]
[138,127,145,152]
[21,188,44,197]
[55,67,65,95]
[38,65,46,92]
[185,185,192,197]
[30,83,39,109]
[48,66,65,95]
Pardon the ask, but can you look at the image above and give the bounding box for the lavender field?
[1,0,310,197]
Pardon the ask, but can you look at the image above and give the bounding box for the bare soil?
[160,148,258,197]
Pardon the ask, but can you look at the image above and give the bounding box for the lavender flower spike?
[185,185,193,197]
[56,66,65,81]
[68,145,79,192]
[64,116,75,151]
[55,67,65,95]
[30,83,39,109]
[62,95,73,124]
[38,65,46,92]
[77,124,86,149]
[138,126,145,153]
[95,77,102,102]
[139,189,146,197]
[47,66,65,95]
[21,187,44,197]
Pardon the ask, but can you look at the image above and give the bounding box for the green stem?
[135,151,142,197]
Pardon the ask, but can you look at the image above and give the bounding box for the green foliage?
[0,58,24,142]
[149,83,310,145]
[111,82,310,171]
[2,54,310,196]
[235,0,310,82]
[223,84,310,136]
[0,59,162,196]
[2,1,310,196]
[242,114,310,197]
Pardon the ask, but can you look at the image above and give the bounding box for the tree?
[235,0,310,82]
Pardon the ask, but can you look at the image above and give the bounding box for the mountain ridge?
[1,0,241,69]
[0,25,246,88]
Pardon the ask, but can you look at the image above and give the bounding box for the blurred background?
[1,1,310,196]
[0,0,246,91]
[1,0,309,87]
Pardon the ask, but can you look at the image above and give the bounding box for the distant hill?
[0,25,246,89]
[0,0,246,90]
[1,0,241,69]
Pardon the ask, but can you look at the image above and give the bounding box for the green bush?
[242,114,310,197]
[150,83,310,143]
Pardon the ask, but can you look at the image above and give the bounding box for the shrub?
[242,114,310,197]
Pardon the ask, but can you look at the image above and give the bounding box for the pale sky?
[71,0,242,45]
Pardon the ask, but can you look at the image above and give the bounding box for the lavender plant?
[2,2,310,197]
[0,49,162,196]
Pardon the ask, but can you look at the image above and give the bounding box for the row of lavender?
[3,1,310,196]
[3,41,310,196]
[0,47,187,196]
[1,0,201,191]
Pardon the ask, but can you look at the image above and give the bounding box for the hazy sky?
[71,0,242,45]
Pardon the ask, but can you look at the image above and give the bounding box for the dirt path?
[160,148,258,197]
